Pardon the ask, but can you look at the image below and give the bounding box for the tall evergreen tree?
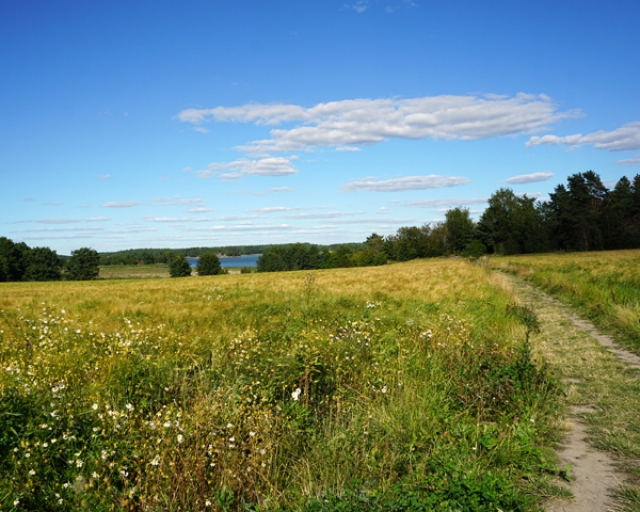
[547,171,608,251]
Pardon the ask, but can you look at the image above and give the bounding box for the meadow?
[491,249,640,354]
[0,259,561,511]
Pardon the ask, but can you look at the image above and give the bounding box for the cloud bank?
[179,93,576,154]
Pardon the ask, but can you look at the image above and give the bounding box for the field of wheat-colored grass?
[0,259,559,511]
[491,249,640,354]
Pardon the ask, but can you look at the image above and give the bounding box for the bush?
[197,253,222,276]
[464,240,487,258]
[66,247,100,280]
[169,255,192,277]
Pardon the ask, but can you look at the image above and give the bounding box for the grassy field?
[491,249,640,354]
[98,265,172,279]
[0,259,561,511]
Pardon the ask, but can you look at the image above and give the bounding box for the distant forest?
[98,242,365,266]
[1,171,639,281]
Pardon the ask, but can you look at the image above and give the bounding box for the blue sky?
[2,0,639,255]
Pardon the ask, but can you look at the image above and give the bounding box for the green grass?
[0,260,561,511]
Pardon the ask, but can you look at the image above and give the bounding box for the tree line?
[0,241,100,282]
[256,171,640,272]
[2,171,638,281]
[99,242,363,266]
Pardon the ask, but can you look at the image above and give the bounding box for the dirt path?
[505,275,640,512]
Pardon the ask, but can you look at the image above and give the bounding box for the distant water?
[187,254,260,268]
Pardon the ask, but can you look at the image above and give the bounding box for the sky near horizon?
[2,0,640,255]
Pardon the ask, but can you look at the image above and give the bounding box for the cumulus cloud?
[404,197,489,208]
[342,175,471,192]
[502,172,554,184]
[178,93,577,154]
[197,157,298,178]
[103,202,142,208]
[526,122,640,151]
[617,154,640,166]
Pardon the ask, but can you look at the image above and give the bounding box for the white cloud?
[193,126,209,134]
[142,217,212,223]
[617,154,640,166]
[178,93,577,154]
[404,197,489,208]
[28,217,110,224]
[44,201,63,206]
[197,157,297,178]
[342,175,471,192]
[187,207,215,213]
[526,122,640,151]
[249,206,298,214]
[155,196,203,205]
[103,201,142,208]
[99,174,111,180]
[335,146,361,152]
[269,187,294,192]
[286,211,364,219]
[24,227,104,233]
[349,1,369,13]
[502,172,554,184]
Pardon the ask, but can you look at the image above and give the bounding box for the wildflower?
[92,403,99,410]
[226,422,233,429]
[381,386,387,394]
[29,469,36,476]
[92,472,99,478]
[229,437,235,443]
[76,459,83,468]
[292,388,302,401]
[205,500,212,507]
[150,456,160,466]
[177,434,184,444]
[125,403,134,412]
[249,431,256,437]
[13,499,19,506]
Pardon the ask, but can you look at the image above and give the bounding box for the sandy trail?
[506,276,640,512]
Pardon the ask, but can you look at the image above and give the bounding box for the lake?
[187,254,260,268]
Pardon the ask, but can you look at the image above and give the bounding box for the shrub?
[169,255,192,277]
